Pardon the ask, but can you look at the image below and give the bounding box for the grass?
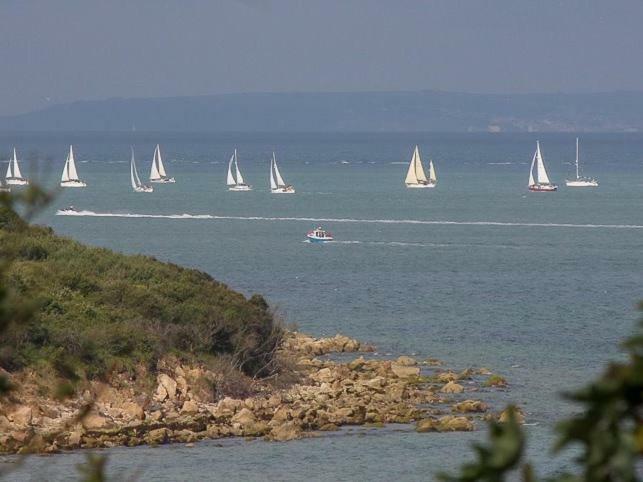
[0,206,283,384]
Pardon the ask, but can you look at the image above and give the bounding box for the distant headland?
[1,90,643,133]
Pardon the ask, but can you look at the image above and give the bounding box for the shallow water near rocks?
[2,131,642,480]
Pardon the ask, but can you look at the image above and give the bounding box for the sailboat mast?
[576,137,580,179]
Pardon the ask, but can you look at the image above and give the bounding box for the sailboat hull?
[271,186,295,194]
[6,178,29,186]
[150,177,176,184]
[60,180,87,188]
[528,184,557,192]
[228,184,252,191]
[406,182,436,189]
[565,179,598,187]
[133,186,154,193]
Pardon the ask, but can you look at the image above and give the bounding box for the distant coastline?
[1,90,643,133]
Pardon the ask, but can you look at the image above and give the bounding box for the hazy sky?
[1,0,642,115]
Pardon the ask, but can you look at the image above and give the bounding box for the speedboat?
[307,227,333,242]
[58,205,79,215]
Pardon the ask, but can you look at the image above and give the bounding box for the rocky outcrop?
[0,333,501,454]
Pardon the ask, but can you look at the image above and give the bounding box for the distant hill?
[2,90,643,132]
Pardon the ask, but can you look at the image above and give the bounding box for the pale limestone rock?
[10,406,33,426]
[181,400,199,414]
[440,381,464,394]
[158,374,178,400]
[390,364,420,378]
[81,413,109,430]
[396,356,417,367]
[121,401,145,420]
[270,421,302,441]
[153,384,168,402]
[452,400,487,413]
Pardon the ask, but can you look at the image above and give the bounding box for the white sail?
[67,145,79,180]
[270,157,278,190]
[234,149,245,185]
[227,154,236,185]
[61,155,70,182]
[156,145,167,177]
[5,150,13,179]
[150,145,161,180]
[535,141,551,184]
[528,150,536,186]
[405,146,428,184]
[131,148,143,189]
[272,153,286,186]
[428,159,437,182]
[11,148,23,179]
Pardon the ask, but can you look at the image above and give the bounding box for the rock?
[10,406,33,426]
[231,408,256,426]
[154,384,168,402]
[270,421,302,441]
[416,416,474,433]
[452,400,487,413]
[146,428,169,445]
[158,374,178,400]
[396,356,417,367]
[315,368,335,383]
[176,376,188,397]
[242,421,270,437]
[68,431,83,446]
[440,381,464,394]
[81,413,110,430]
[415,418,437,433]
[121,402,145,420]
[0,415,11,431]
[270,405,291,424]
[181,400,199,414]
[438,415,474,432]
[436,371,458,383]
[391,364,420,378]
[347,356,366,371]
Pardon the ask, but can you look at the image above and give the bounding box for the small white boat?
[227,149,252,191]
[60,145,87,188]
[307,227,333,242]
[130,148,153,193]
[528,141,557,192]
[566,138,598,187]
[58,205,79,215]
[5,148,29,186]
[405,146,436,188]
[149,144,175,183]
[270,153,295,194]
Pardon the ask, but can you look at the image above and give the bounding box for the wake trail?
[56,210,643,230]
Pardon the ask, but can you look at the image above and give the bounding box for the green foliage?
[441,316,643,482]
[0,198,282,384]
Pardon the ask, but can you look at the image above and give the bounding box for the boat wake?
[55,210,643,230]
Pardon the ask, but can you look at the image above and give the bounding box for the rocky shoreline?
[0,333,510,455]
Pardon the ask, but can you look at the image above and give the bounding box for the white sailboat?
[528,141,557,192]
[270,153,295,194]
[227,149,252,191]
[5,148,29,186]
[405,145,436,188]
[130,148,153,193]
[60,145,87,187]
[565,138,598,187]
[149,144,175,183]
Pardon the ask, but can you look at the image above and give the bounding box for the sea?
[2,131,642,481]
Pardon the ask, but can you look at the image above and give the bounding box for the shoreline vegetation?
[0,201,509,455]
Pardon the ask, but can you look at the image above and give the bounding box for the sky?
[1,0,642,116]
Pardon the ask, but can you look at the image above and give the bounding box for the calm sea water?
[2,132,643,481]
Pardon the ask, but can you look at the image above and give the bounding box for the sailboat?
[528,141,557,192]
[270,153,295,194]
[149,144,175,183]
[227,149,252,191]
[565,138,598,187]
[130,148,153,193]
[5,148,29,186]
[60,145,87,187]
[405,145,436,188]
